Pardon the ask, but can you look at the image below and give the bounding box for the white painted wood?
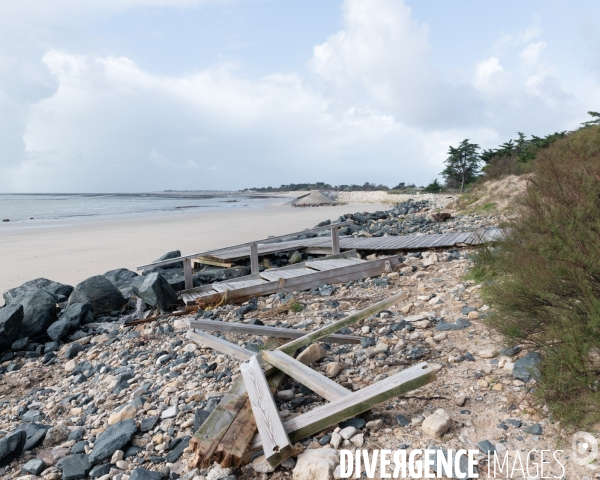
[331,226,340,254]
[183,258,194,290]
[186,331,254,361]
[250,243,259,275]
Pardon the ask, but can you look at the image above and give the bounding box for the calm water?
[0,192,285,224]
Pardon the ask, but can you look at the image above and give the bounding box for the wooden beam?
[277,291,406,355]
[250,242,259,275]
[192,257,234,268]
[331,226,340,254]
[189,319,362,345]
[247,362,436,460]
[261,350,350,401]
[186,331,254,361]
[183,258,194,290]
[240,356,292,466]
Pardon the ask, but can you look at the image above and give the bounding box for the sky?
[1,0,599,192]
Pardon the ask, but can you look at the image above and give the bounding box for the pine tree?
[440,139,481,192]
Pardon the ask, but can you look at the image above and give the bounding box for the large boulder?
[143,251,183,275]
[59,303,94,329]
[3,278,73,304]
[47,318,71,342]
[68,276,125,317]
[19,290,58,338]
[89,419,137,464]
[132,272,178,311]
[0,430,26,467]
[103,268,139,297]
[0,304,23,351]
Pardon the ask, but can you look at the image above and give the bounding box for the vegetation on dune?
[469,125,600,427]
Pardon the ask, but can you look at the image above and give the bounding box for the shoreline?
[0,201,389,302]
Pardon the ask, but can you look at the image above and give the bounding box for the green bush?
[472,125,600,427]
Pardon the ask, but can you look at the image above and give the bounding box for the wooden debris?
[188,319,362,344]
[186,331,254,361]
[240,356,292,466]
[261,349,350,401]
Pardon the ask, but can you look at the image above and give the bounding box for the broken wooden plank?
[186,331,254,361]
[261,349,350,401]
[189,337,282,469]
[192,257,234,268]
[247,362,436,463]
[188,319,362,345]
[278,290,406,355]
[240,356,292,466]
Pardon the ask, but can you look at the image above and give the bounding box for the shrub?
[472,125,600,427]
[424,179,443,193]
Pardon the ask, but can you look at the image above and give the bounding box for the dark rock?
[3,278,73,305]
[0,430,26,467]
[435,318,471,331]
[396,414,410,427]
[44,341,60,353]
[339,418,365,429]
[89,463,111,478]
[68,276,125,318]
[497,423,508,430]
[461,306,476,315]
[500,346,523,357]
[505,419,522,428]
[247,318,264,326]
[59,303,94,329]
[15,423,50,451]
[139,416,160,434]
[0,304,23,351]
[68,428,85,442]
[165,436,190,463]
[11,337,28,350]
[124,445,143,459]
[319,285,336,296]
[103,268,139,296]
[64,343,85,360]
[47,318,71,342]
[464,352,475,362]
[361,337,376,348]
[513,352,541,383]
[60,454,92,480]
[319,434,331,446]
[130,467,164,480]
[89,419,137,464]
[477,440,495,454]
[19,290,58,338]
[152,250,183,269]
[21,410,44,423]
[523,423,542,435]
[132,272,178,311]
[193,266,250,286]
[71,440,88,454]
[21,458,46,475]
[193,410,210,433]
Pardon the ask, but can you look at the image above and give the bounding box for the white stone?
[350,433,364,447]
[251,455,275,473]
[478,349,497,359]
[421,409,452,438]
[293,448,338,480]
[329,432,342,449]
[365,419,383,431]
[325,362,343,378]
[161,405,178,419]
[454,393,467,407]
[206,465,233,480]
[116,460,129,470]
[338,426,357,440]
[361,326,371,334]
[297,344,327,365]
[111,450,124,463]
[277,390,295,401]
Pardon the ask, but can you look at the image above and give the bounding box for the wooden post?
[250,243,259,275]
[183,258,193,290]
[331,226,340,254]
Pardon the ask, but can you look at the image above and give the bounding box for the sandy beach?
[0,201,388,302]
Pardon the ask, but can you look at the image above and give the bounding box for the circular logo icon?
[572,431,598,466]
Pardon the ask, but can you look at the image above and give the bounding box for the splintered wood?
[187,291,437,469]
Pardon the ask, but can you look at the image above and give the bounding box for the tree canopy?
[440,139,481,192]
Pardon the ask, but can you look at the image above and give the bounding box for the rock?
[3,278,73,305]
[329,432,341,449]
[281,457,296,470]
[60,454,92,480]
[277,390,295,401]
[38,447,70,466]
[132,272,178,311]
[206,465,232,480]
[478,349,497,359]
[108,405,137,426]
[338,426,356,440]
[68,276,125,318]
[103,268,138,296]
[512,352,541,383]
[140,416,159,433]
[395,415,410,427]
[165,436,190,463]
[289,251,303,264]
[296,344,327,365]
[365,419,383,431]
[130,467,163,480]
[477,440,495,454]
[43,425,71,447]
[251,455,275,473]
[454,393,467,407]
[339,418,366,429]
[116,460,129,470]
[21,410,44,423]
[161,405,178,419]
[21,458,46,475]
[350,433,364,447]
[59,303,94,329]
[16,423,51,451]
[89,419,137,464]
[63,343,84,360]
[293,448,338,480]
[421,409,452,438]
[434,318,471,331]
[0,430,26,467]
[523,423,542,435]
[19,290,58,338]
[89,464,112,478]
[47,318,71,342]
[325,362,343,378]
[0,304,23,351]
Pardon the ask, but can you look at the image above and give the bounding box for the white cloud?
[473,57,510,96]
[519,41,547,67]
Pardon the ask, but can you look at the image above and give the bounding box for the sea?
[0,192,287,225]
